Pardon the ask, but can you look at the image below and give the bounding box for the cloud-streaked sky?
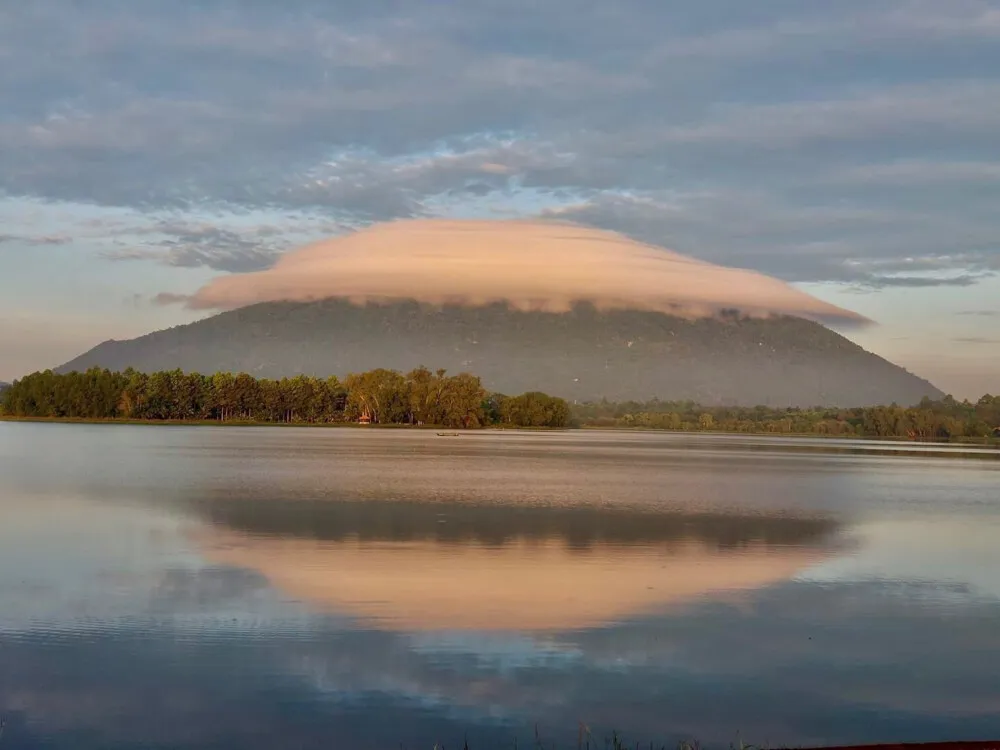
[1,0,998,395]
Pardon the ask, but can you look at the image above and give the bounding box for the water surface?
[1,424,999,748]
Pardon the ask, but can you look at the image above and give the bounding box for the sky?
[1,0,998,397]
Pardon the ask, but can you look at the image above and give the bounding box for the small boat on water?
[436,432,461,437]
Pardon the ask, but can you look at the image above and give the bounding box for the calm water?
[1,424,999,749]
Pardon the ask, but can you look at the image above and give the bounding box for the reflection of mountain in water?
[197,499,840,631]
[196,497,838,550]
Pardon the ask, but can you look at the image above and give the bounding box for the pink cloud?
[188,219,867,324]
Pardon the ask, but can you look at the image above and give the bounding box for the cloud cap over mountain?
[188,219,867,324]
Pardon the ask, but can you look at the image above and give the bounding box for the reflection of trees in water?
[197,497,838,551]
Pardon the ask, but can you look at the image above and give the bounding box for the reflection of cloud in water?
[195,499,840,630]
[5,425,1000,748]
[4,581,1000,749]
[199,513,835,630]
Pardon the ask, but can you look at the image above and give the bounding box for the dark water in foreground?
[1,424,999,749]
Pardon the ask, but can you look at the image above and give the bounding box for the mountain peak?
[56,298,940,407]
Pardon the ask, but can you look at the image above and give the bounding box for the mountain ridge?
[56,299,942,407]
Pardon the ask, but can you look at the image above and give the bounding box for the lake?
[1,423,999,749]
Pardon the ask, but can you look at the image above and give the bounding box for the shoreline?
[0,416,449,429]
[578,424,1000,446]
[2,415,997,446]
[0,416,562,432]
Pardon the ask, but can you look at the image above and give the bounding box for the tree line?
[573,394,1000,440]
[0,368,571,429]
[4,368,997,439]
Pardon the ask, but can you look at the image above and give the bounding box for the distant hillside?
[57,299,942,407]
[0,381,10,394]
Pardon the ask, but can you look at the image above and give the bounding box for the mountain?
[56,299,942,407]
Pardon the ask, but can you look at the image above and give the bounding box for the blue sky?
[1,0,998,397]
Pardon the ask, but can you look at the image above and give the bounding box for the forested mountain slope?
[57,299,942,407]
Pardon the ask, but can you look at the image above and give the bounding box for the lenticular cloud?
[187,219,867,324]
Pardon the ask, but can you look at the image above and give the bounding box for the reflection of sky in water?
[2,423,1000,749]
[404,632,582,670]
[802,518,1000,600]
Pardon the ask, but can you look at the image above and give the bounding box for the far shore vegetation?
[1,367,998,442]
[575,394,1000,442]
[0,367,571,429]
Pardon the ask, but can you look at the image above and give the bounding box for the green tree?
[344,368,409,424]
[437,372,487,428]
[503,391,571,428]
